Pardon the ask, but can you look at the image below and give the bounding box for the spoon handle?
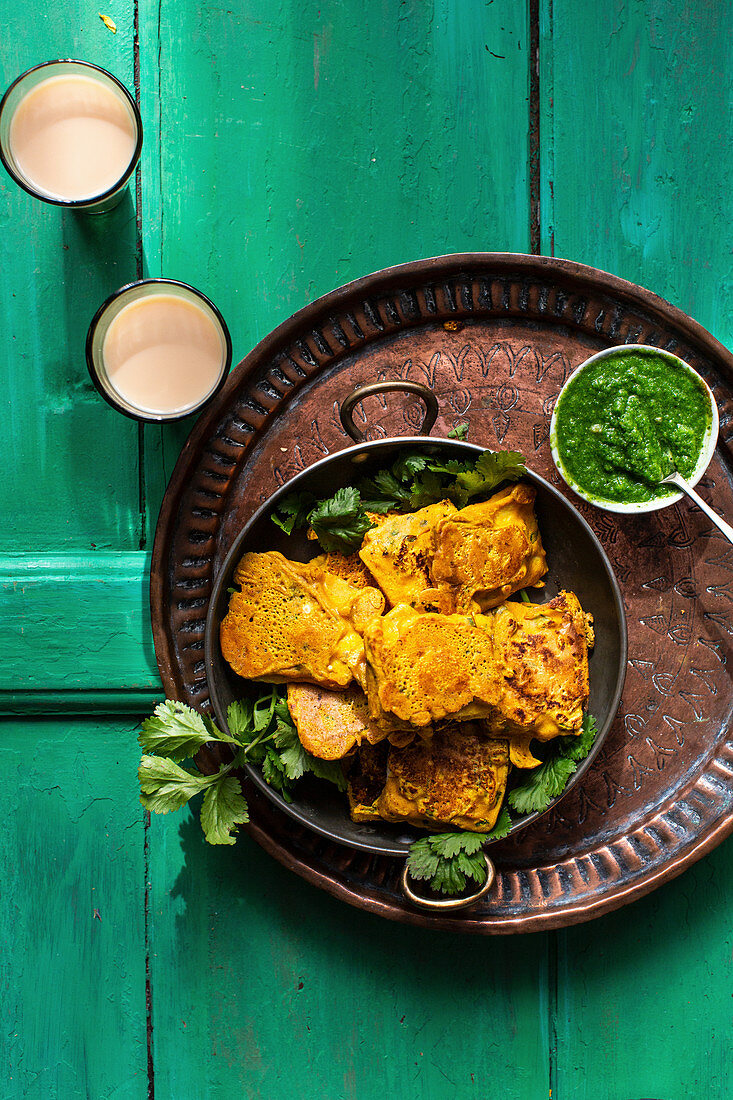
[670,474,733,546]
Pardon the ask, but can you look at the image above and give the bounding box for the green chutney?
[552,348,712,504]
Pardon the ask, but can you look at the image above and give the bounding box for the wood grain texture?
[540,1,733,1092]
[539,0,733,350]
[0,6,143,552]
[2,552,161,706]
[148,807,549,1100]
[137,0,532,529]
[1,718,147,1098]
[553,845,733,1098]
[4,0,733,1095]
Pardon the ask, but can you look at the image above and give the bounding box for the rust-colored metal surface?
[151,253,733,933]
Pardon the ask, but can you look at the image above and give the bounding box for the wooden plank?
[1,552,161,708]
[136,7,550,1093]
[1,6,144,552]
[553,849,733,1098]
[1,717,148,1098]
[147,807,550,1098]
[540,2,733,1092]
[539,0,733,347]
[138,0,534,535]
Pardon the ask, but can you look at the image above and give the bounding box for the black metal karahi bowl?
[204,381,627,877]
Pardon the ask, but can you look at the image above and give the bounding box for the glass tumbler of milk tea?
[0,59,142,213]
[86,280,232,421]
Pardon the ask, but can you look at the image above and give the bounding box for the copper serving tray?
[151,253,733,934]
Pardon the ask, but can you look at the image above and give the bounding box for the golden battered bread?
[430,484,548,612]
[490,590,593,740]
[220,551,385,690]
[286,683,414,760]
[363,604,500,726]
[358,500,457,608]
[308,551,374,589]
[378,723,509,832]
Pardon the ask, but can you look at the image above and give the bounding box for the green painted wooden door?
[3,2,732,1097]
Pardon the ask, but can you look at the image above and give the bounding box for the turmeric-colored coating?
[363,604,500,727]
[490,590,594,740]
[358,500,457,608]
[308,550,375,589]
[378,723,509,832]
[219,551,385,689]
[286,683,414,760]
[430,484,548,611]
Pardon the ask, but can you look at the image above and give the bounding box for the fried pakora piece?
[287,683,414,760]
[430,484,548,612]
[220,551,385,690]
[347,742,390,822]
[491,590,593,741]
[378,723,509,832]
[363,605,499,727]
[358,500,457,608]
[308,551,375,589]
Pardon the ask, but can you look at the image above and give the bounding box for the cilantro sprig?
[271,447,527,553]
[405,714,598,896]
[508,713,598,815]
[138,688,345,845]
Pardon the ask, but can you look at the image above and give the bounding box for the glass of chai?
[86,280,232,422]
[0,60,142,214]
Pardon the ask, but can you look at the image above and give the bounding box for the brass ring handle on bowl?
[340,380,439,442]
[400,853,496,912]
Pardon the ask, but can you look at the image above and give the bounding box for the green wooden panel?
[137,0,533,533]
[1,552,161,708]
[540,3,733,1093]
[1,8,144,552]
[538,0,733,349]
[148,807,550,1099]
[1,717,147,1099]
[554,847,733,1098]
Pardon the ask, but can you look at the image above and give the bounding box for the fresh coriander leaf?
[252,686,278,732]
[271,491,315,535]
[452,449,526,505]
[408,469,447,509]
[307,487,375,552]
[138,755,227,814]
[227,699,254,744]
[307,756,348,792]
[558,713,598,762]
[456,849,488,881]
[359,469,412,511]
[279,737,309,780]
[482,806,512,840]
[406,837,441,881]
[273,697,292,723]
[272,715,307,777]
[200,775,249,844]
[139,701,240,761]
[431,831,484,858]
[508,756,577,815]
[391,452,430,480]
[447,423,469,439]
[424,457,472,476]
[407,831,489,895]
[262,747,295,801]
[431,859,468,895]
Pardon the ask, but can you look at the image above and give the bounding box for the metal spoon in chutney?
[550,345,718,513]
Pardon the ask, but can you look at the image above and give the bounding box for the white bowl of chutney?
[549,344,719,514]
